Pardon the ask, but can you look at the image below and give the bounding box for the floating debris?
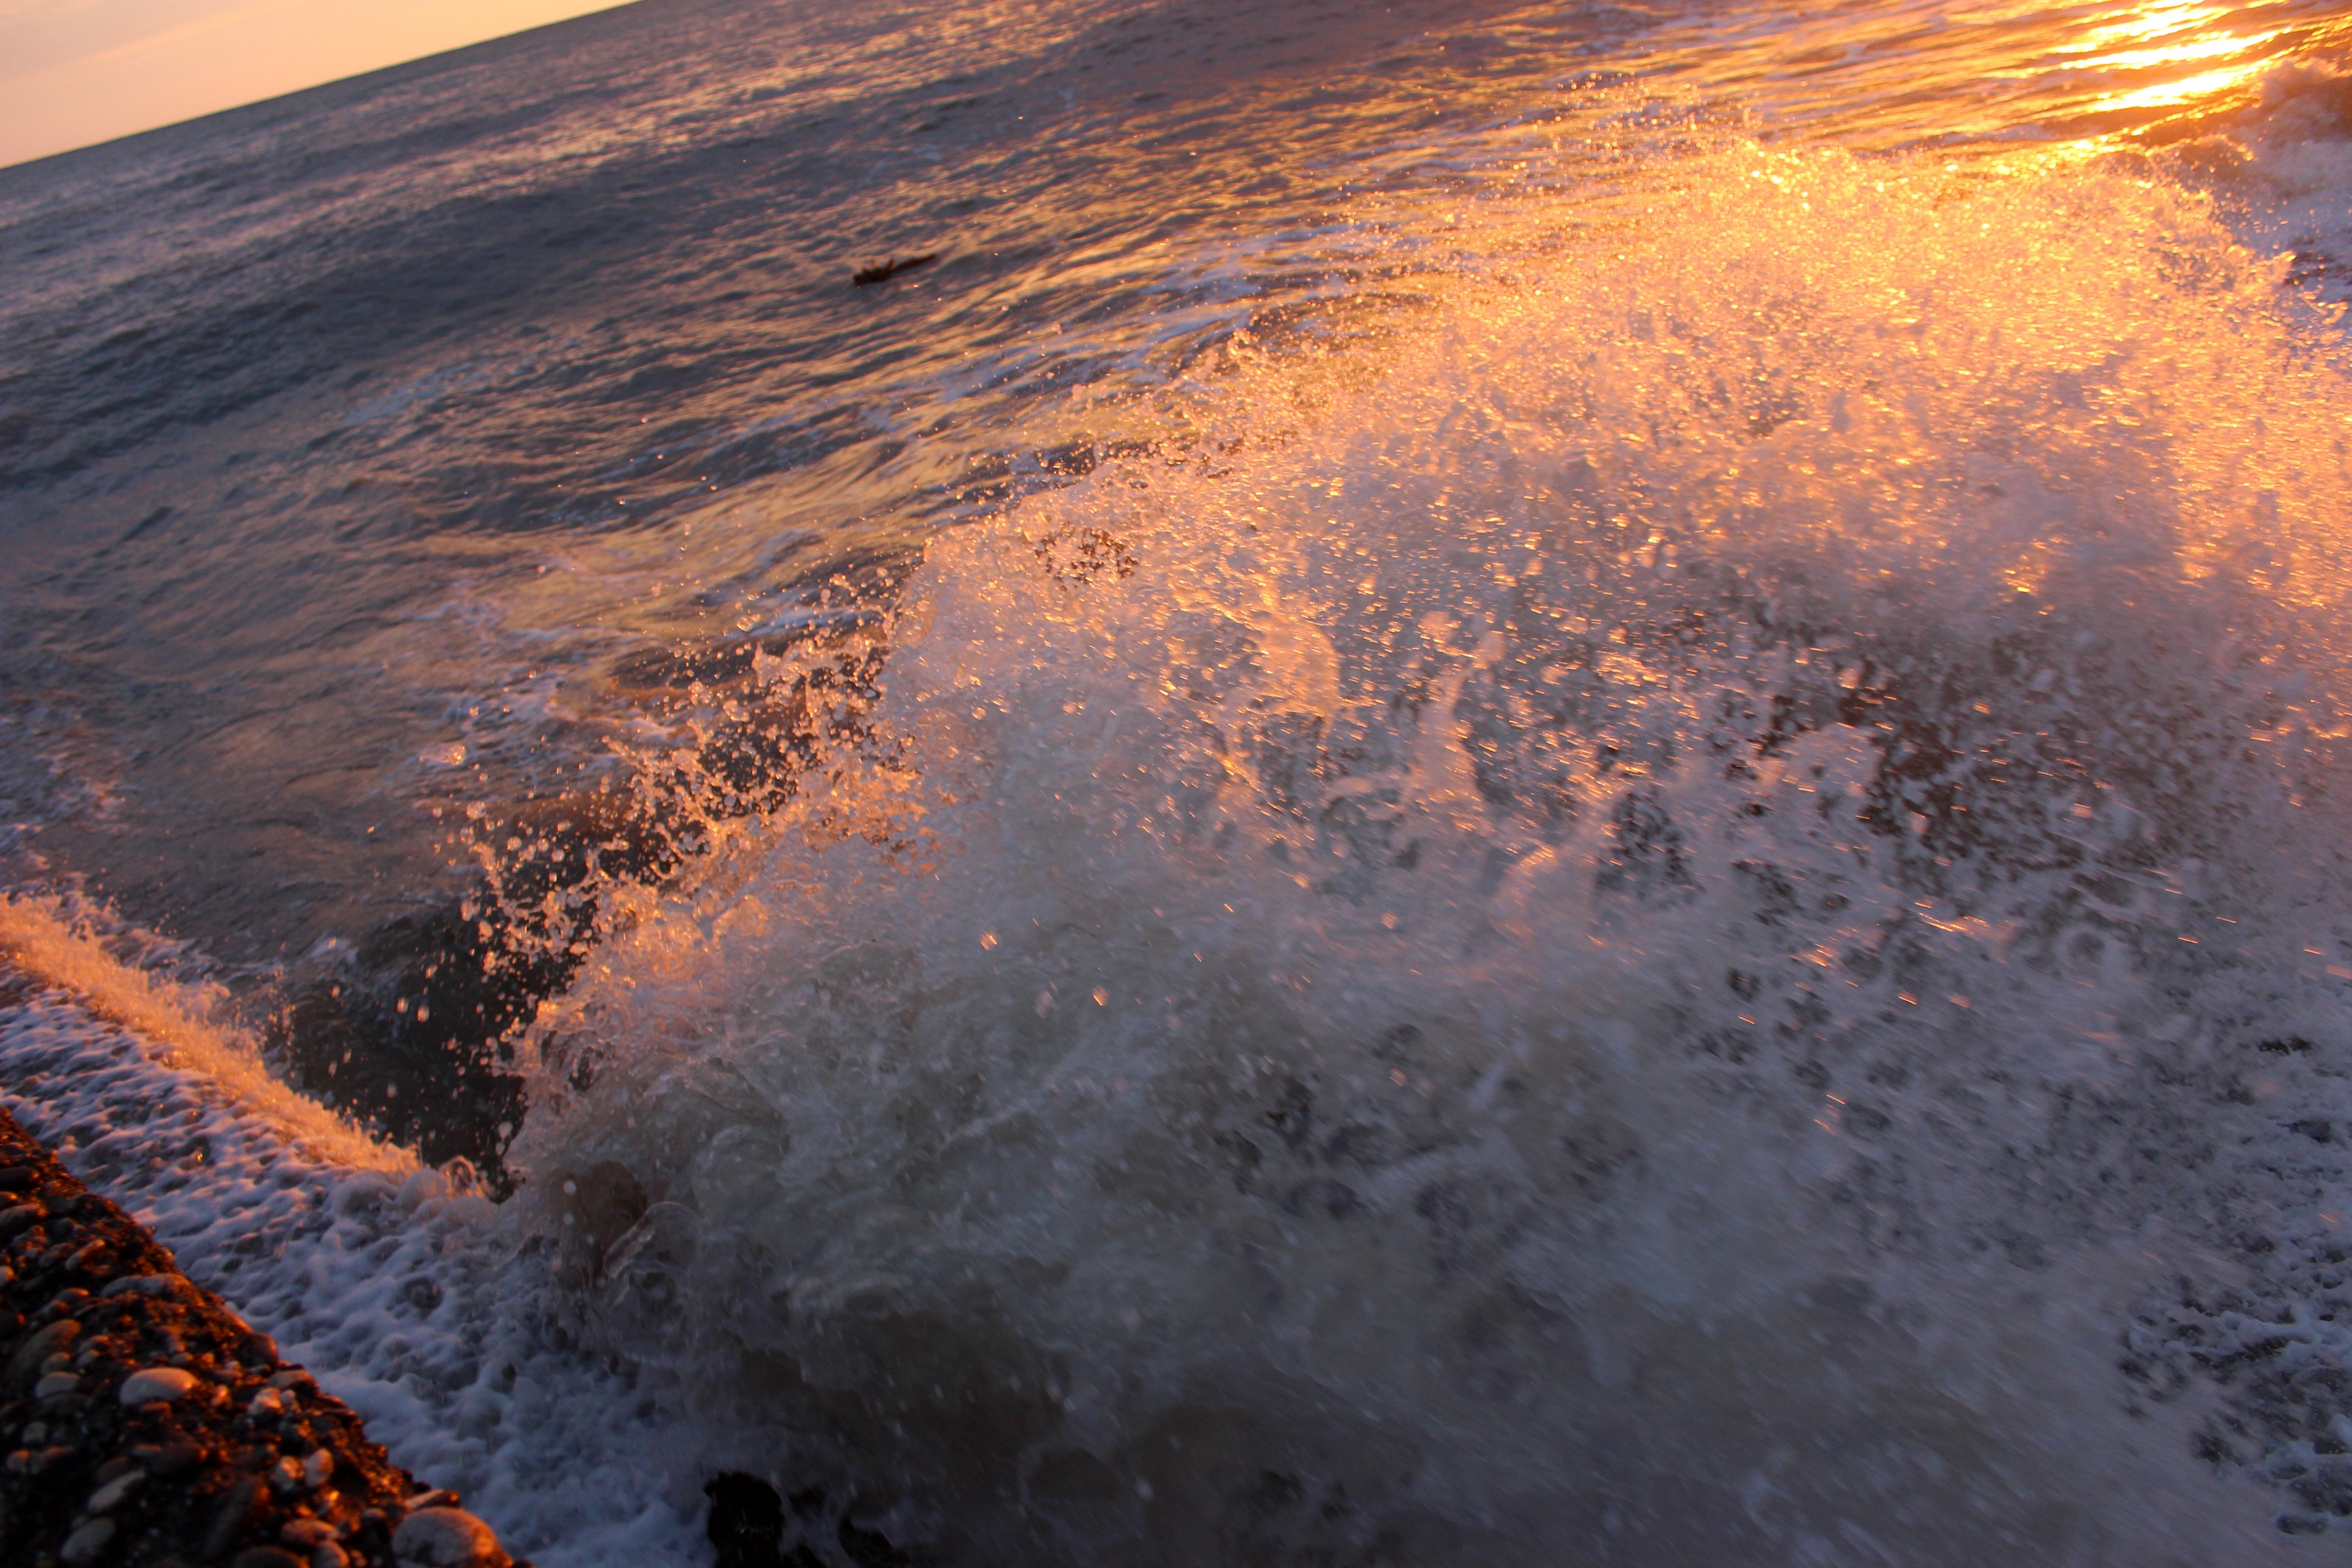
[850,252,939,286]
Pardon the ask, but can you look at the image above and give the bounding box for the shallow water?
[10,0,2352,1562]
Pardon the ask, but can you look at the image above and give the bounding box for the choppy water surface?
[10,0,2352,1562]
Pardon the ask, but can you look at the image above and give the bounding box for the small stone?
[250,1387,290,1418]
[229,1551,307,1568]
[8,1318,79,1386]
[312,1545,351,1568]
[88,1469,142,1512]
[120,1365,201,1405]
[392,1506,510,1568]
[280,1520,338,1548]
[61,1516,118,1564]
[205,1476,266,1560]
[303,1449,335,1489]
[130,1439,201,1475]
[35,1368,83,1399]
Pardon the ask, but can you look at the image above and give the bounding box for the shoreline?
[0,1104,519,1568]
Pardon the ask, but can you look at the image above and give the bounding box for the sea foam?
[0,898,702,1567]
[503,146,2352,1562]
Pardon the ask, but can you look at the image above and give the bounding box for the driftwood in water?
[0,1107,516,1568]
[850,253,938,286]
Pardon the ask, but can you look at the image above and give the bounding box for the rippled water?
[10,0,2352,1562]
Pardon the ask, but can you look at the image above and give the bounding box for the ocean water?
[8,0,2352,1561]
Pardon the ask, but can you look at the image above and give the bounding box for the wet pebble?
[87,1469,142,1511]
[59,1516,118,1564]
[229,1549,309,1568]
[0,1107,511,1568]
[7,1317,78,1384]
[284,1524,352,1568]
[205,1474,267,1558]
[118,1363,200,1404]
[392,1505,512,1568]
[129,1437,200,1475]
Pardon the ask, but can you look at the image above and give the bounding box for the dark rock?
[706,1472,786,1568]
[838,1514,915,1568]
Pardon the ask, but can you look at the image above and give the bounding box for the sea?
[5,0,2352,1561]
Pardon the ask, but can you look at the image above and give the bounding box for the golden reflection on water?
[1648,0,2352,150]
[2069,0,2290,115]
[2089,60,2265,114]
[2057,0,2352,136]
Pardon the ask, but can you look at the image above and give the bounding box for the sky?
[0,0,636,168]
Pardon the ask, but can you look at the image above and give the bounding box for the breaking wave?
[501,143,2352,1562]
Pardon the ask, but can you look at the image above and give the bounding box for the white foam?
[2168,59,2352,309]
[0,905,702,1568]
[0,895,406,1171]
[502,145,2352,1561]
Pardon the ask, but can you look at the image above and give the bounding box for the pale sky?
[0,0,637,168]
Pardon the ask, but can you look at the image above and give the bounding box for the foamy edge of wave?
[0,894,412,1174]
[0,905,705,1566]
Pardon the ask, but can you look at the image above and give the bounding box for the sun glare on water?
[2068,0,2341,117]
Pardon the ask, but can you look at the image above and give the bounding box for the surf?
[495,140,2352,1562]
